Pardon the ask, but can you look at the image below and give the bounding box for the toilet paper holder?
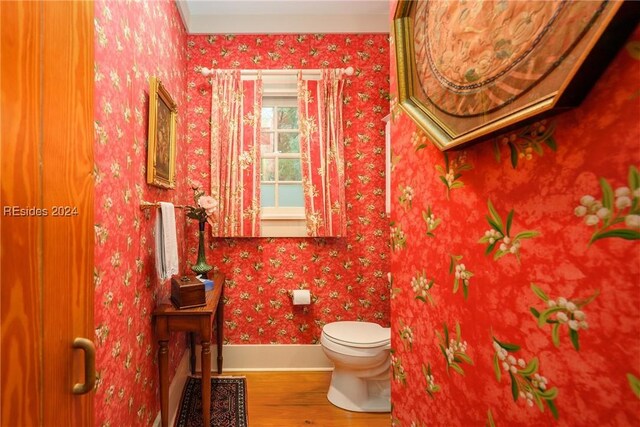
[289,289,312,305]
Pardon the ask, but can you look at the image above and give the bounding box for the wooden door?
[1,1,95,426]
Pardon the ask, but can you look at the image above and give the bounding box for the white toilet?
[320,321,391,412]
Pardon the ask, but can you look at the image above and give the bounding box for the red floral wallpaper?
[93,0,188,425]
[185,34,391,344]
[389,13,640,426]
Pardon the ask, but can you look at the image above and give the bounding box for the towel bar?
[140,201,187,210]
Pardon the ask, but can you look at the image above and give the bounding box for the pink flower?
[198,196,218,216]
[186,186,217,222]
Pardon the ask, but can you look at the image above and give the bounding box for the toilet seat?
[322,321,390,348]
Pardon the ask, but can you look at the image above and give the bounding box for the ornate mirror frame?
[394,0,639,151]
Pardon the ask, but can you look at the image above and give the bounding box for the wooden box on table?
[170,275,205,309]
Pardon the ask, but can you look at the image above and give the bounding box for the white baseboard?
[194,344,333,372]
[152,351,190,427]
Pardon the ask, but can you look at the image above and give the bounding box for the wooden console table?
[153,272,225,427]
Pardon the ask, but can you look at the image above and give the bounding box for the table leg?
[189,332,196,375]
[216,298,224,374]
[201,339,211,427]
[158,340,169,427]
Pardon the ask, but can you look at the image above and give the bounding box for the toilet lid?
[323,321,390,348]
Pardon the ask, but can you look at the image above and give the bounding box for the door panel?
[41,1,94,425]
[1,2,44,426]
[1,1,94,426]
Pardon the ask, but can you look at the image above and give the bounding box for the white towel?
[155,202,179,280]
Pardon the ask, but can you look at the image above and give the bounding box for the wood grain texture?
[1,2,44,426]
[232,371,391,427]
[41,1,94,426]
[1,1,94,426]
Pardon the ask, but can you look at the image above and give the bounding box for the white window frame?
[261,96,305,221]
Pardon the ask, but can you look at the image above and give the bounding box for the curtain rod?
[198,66,354,77]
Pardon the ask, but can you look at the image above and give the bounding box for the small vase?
[191,220,213,278]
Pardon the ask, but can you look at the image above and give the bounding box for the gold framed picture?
[394,1,638,151]
[147,76,177,188]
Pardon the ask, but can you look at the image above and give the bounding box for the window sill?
[261,214,306,221]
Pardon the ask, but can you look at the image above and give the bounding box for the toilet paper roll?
[292,289,311,305]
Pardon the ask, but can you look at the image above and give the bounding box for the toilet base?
[326,370,390,413]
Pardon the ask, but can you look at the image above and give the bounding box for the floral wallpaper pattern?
[93,5,390,423]
[390,12,640,425]
[94,0,188,425]
[185,34,391,344]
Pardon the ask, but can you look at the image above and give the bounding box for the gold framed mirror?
[394,0,637,150]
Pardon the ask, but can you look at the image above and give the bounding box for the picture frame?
[394,1,639,151]
[147,76,177,188]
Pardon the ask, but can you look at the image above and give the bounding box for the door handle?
[72,337,96,394]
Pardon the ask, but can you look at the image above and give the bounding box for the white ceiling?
[176,0,390,34]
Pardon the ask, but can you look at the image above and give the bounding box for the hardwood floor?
[223,371,391,427]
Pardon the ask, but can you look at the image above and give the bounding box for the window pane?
[261,158,275,181]
[277,107,298,129]
[261,107,274,129]
[278,158,301,181]
[261,183,275,207]
[261,132,275,155]
[278,132,300,153]
[279,184,304,207]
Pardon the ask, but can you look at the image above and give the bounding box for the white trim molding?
[194,344,333,372]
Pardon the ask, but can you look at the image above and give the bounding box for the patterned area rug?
[175,376,248,427]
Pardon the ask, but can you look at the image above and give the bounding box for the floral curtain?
[210,70,263,237]
[297,70,347,237]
